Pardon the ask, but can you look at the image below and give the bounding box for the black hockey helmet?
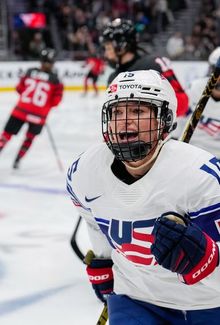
[101,18,137,54]
[40,48,56,63]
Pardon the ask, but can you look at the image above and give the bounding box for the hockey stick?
[45,123,64,171]
[180,56,220,143]
[96,304,108,325]
[70,215,85,261]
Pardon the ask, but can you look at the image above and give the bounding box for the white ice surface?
[0,91,107,325]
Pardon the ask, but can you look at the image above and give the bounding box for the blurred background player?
[0,48,63,169]
[101,18,189,118]
[173,47,220,158]
[188,46,220,157]
[82,54,105,96]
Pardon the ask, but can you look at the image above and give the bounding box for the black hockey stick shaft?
[70,215,85,261]
[180,56,220,143]
[45,124,64,171]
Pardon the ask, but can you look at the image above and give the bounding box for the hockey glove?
[151,215,219,285]
[85,250,114,303]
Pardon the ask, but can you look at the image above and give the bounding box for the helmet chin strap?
[123,138,168,176]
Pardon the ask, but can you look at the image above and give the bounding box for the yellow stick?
[96,304,108,325]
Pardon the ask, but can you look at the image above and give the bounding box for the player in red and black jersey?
[101,18,188,117]
[0,48,63,168]
[83,55,105,96]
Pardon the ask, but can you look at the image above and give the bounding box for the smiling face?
[104,100,164,166]
[109,101,158,144]
[102,70,177,168]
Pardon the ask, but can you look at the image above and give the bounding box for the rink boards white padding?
[0,61,208,91]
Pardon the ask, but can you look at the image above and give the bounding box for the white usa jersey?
[188,77,220,158]
[67,140,220,310]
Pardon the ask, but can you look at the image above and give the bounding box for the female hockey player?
[67,70,220,324]
[70,18,189,263]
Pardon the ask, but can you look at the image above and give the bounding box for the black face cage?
[102,98,172,162]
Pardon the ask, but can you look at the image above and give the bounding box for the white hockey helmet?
[102,69,177,161]
[208,47,220,66]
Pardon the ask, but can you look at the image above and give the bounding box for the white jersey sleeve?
[66,150,112,258]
